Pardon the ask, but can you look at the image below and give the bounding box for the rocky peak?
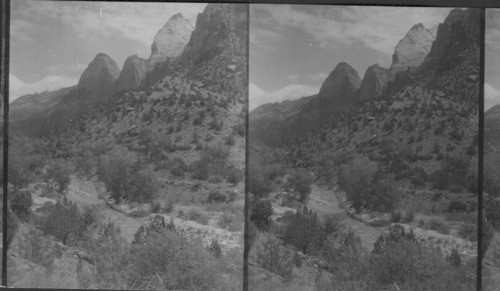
[147,13,194,72]
[390,23,435,77]
[318,62,361,99]
[77,53,120,98]
[358,64,390,100]
[116,54,147,92]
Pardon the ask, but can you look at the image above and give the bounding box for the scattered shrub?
[187,209,209,225]
[208,238,222,258]
[226,168,244,186]
[207,191,226,203]
[448,199,468,213]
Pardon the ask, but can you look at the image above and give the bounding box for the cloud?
[251,5,452,56]
[9,74,78,102]
[485,83,500,111]
[286,72,328,83]
[13,1,206,48]
[250,82,317,110]
[46,62,88,76]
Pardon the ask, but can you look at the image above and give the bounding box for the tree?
[250,199,273,231]
[46,159,75,193]
[10,188,33,221]
[285,168,314,203]
[338,156,377,213]
[97,146,137,204]
[127,167,160,203]
[283,206,324,254]
[44,200,84,245]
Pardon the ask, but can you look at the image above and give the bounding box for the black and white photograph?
[5,1,247,288]
[248,5,479,290]
[483,8,500,290]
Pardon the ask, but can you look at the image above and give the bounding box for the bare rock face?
[419,8,480,76]
[116,54,147,92]
[147,13,194,72]
[357,64,390,100]
[390,23,435,78]
[175,4,247,94]
[77,53,120,102]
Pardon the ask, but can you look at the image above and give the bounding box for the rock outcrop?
[116,54,147,91]
[357,64,390,100]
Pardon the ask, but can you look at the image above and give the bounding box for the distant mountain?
[250,8,479,179]
[11,53,120,137]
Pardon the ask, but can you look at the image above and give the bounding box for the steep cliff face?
[389,23,435,78]
[175,4,247,95]
[419,8,480,87]
[116,55,147,92]
[147,13,194,73]
[357,64,390,100]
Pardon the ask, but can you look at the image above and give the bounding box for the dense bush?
[208,238,222,259]
[97,146,137,204]
[226,167,244,186]
[448,199,468,213]
[248,163,273,199]
[338,156,376,213]
[207,190,226,203]
[127,167,160,203]
[285,168,314,203]
[250,199,273,231]
[283,206,324,255]
[127,228,224,289]
[485,194,500,230]
[232,123,245,137]
[43,200,84,245]
[10,189,33,221]
[46,159,75,193]
[251,234,294,282]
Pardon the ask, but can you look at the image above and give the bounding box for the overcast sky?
[10,1,206,102]
[249,5,453,110]
[486,9,500,111]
